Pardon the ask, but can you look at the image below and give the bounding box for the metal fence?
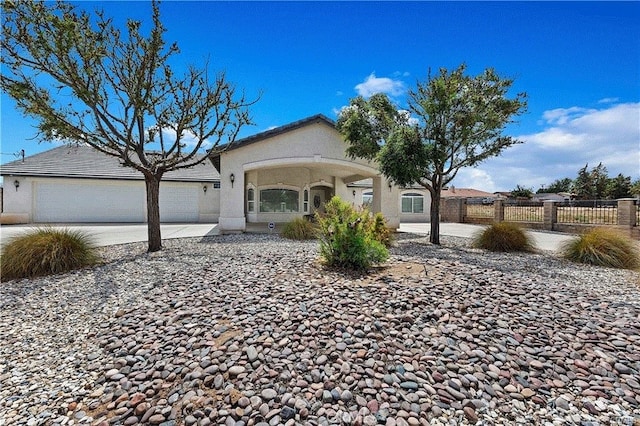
[504,200,544,222]
[556,200,618,225]
[466,200,493,218]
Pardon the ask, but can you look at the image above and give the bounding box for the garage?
[34,180,145,223]
[159,184,200,223]
[1,145,219,224]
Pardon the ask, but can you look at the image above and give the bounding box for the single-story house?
[1,114,432,232]
[442,186,495,203]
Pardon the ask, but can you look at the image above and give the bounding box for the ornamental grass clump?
[1,227,100,281]
[316,196,389,270]
[472,222,536,253]
[281,218,317,240]
[560,228,639,270]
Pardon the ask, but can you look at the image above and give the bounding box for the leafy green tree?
[542,177,573,194]
[572,163,610,199]
[511,185,534,199]
[337,64,527,244]
[631,179,640,197]
[591,162,609,199]
[1,0,256,252]
[605,174,632,199]
[572,164,594,199]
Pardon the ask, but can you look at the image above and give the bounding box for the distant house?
[532,192,571,202]
[442,186,495,203]
[493,191,512,200]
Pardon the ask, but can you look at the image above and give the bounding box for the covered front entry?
[214,115,400,233]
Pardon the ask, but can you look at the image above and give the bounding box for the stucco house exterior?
[1,114,432,231]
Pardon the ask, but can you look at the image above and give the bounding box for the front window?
[402,193,424,213]
[260,189,299,212]
[303,190,309,213]
[247,188,255,212]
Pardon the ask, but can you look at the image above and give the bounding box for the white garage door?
[159,184,199,222]
[35,181,145,222]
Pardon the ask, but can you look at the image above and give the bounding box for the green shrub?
[364,212,393,248]
[472,222,535,252]
[1,227,99,281]
[316,196,389,270]
[560,228,639,269]
[281,218,317,240]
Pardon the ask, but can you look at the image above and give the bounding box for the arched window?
[401,193,424,213]
[247,188,255,212]
[260,189,299,212]
[303,189,309,213]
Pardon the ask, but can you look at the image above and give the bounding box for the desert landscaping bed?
[1,233,639,426]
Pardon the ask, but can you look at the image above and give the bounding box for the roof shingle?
[0,145,219,182]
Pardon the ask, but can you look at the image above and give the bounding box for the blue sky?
[1,1,639,192]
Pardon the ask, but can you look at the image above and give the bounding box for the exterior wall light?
[14,180,19,191]
[203,184,207,194]
[230,173,235,188]
[352,190,356,197]
[388,181,393,192]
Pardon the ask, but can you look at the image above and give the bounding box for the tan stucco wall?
[217,121,399,232]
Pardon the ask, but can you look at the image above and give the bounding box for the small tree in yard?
[511,185,534,199]
[337,64,527,244]
[1,0,256,252]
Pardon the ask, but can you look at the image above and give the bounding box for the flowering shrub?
[316,196,389,270]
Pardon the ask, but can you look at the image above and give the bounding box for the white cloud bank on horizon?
[453,102,640,193]
[355,73,405,98]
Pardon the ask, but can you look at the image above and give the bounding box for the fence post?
[442,198,466,223]
[617,198,636,229]
[544,200,557,231]
[494,199,504,223]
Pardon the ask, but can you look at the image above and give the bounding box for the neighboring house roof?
[442,187,494,198]
[0,145,219,182]
[494,191,512,198]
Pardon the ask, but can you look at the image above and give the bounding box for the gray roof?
[225,114,335,152]
[0,145,219,182]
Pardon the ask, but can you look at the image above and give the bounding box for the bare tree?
[1,0,257,251]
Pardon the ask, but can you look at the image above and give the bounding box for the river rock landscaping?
[1,233,639,426]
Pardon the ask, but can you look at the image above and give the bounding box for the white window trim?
[258,185,301,213]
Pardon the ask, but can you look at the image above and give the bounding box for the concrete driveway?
[0,223,219,248]
[0,222,575,252]
[399,222,574,252]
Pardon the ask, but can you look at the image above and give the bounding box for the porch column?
[218,167,246,233]
[372,176,400,229]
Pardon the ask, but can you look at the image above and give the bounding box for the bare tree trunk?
[145,174,162,252]
[430,189,441,245]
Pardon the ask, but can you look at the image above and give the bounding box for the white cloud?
[453,102,640,192]
[598,97,619,104]
[155,126,212,150]
[452,168,498,192]
[355,73,405,98]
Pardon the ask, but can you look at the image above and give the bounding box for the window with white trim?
[247,188,255,212]
[401,193,424,213]
[260,189,299,212]
[303,189,309,213]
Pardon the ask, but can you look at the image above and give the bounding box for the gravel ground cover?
[1,233,639,426]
